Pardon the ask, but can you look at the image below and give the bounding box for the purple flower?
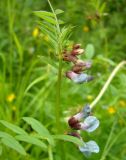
[68,105,92,130]
[74,105,91,120]
[68,132,100,157]
[72,60,92,73]
[71,48,84,56]
[73,43,81,49]
[63,53,78,63]
[80,116,100,132]
[79,140,99,157]
[66,71,93,83]
[76,60,92,69]
[68,105,99,132]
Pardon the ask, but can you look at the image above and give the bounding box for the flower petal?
[72,73,93,83]
[73,105,91,120]
[82,105,91,118]
[81,116,99,132]
[79,140,99,157]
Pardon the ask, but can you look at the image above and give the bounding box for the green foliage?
[0,118,86,157]
[53,134,84,146]
[85,44,95,59]
[0,120,27,135]
[22,117,54,146]
[16,134,47,150]
[0,132,26,155]
[0,0,126,159]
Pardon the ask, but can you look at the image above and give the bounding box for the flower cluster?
[68,105,100,157]
[63,44,93,83]
[63,43,99,156]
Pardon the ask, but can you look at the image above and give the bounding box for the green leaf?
[39,26,58,49]
[0,145,2,156]
[40,26,57,41]
[34,11,54,17]
[39,21,56,33]
[38,56,58,69]
[60,26,72,47]
[0,131,26,155]
[0,120,27,135]
[55,9,64,14]
[24,74,47,94]
[97,55,116,66]
[16,135,47,150]
[22,117,54,146]
[12,32,23,62]
[53,134,84,146]
[58,19,64,24]
[85,44,95,59]
[38,24,58,50]
[99,2,106,13]
[34,11,56,25]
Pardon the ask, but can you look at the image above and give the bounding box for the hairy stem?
[90,61,126,109]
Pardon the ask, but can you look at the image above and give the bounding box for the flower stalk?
[90,61,126,109]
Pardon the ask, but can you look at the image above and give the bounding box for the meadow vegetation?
[0,0,126,160]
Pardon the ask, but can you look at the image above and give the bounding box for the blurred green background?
[0,0,126,159]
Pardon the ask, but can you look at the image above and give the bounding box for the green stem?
[56,56,62,132]
[47,0,62,133]
[48,145,53,160]
[47,0,60,33]
[7,0,13,86]
[90,61,126,109]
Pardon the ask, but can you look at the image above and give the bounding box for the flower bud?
[71,49,84,56]
[76,60,92,69]
[63,54,78,63]
[72,65,83,73]
[68,116,78,126]
[68,117,81,130]
[73,44,81,49]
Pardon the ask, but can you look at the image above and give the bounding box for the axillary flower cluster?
[63,43,93,83]
[63,43,100,157]
[68,105,100,157]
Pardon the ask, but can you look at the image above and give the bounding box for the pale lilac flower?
[68,132,100,157]
[76,60,92,69]
[80,116,100,132]
[79,140,99,157]
[68,105,92,130]
[72,60,92,73]
[74,105,91,120]
[66,71,93,83]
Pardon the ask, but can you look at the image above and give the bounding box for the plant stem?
[90,60,126,109]
[47,0,62,132]
[47,0,60,33]
[7,0,14,87]
[100,120,116,160]
[56,56,62,132]
[48,145,53,160]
